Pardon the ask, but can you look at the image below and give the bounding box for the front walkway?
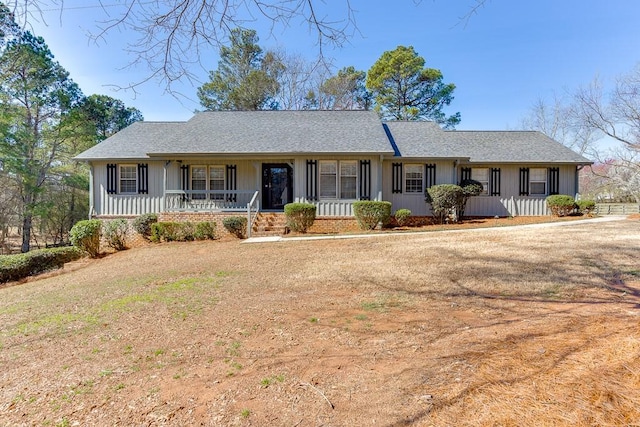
[242,215,628,244]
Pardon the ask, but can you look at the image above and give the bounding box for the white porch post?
[377,155,384,201]
[88,164,94,219]
[163,161,169,212]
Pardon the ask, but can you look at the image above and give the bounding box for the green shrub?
[284,203,317,233]
[426,184,464,224]
[577,199,596,215]
[0,247,84,283]
[132,213,158,239]
[194,221,217,240]
[150,221,217,242]
[352,201,392,230]
[394,208,412,226]
[222,216,247,238]
[459,179,484,219]
[70,219,102,258]
[546,195,577,217]
[103,218,129,251]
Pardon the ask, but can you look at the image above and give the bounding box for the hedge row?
[150,221,217,242]
[0,247,84,283]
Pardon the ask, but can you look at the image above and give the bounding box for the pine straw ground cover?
[0,217,639,426]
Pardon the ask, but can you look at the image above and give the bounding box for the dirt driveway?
[1,217,639,426]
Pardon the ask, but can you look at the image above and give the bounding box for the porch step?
[251,213,288,237]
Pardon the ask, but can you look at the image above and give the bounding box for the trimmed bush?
[0,247,84,283]
[394,208,412,227]
[194,221,217,240]
[103,218,129,251]
[70,219,102,258]
[426,184,464,224]
[132,213,158,239]
[222,216,247,239]
[284,203,316,233]
[352,201,392,230]
[459,179,484,219]
[546,195,577,217]
[577,199,596,215]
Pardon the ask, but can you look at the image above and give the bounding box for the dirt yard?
[1,217,639,426]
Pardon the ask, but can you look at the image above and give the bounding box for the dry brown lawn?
[1,217,639,426]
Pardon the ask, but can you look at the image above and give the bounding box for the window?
[319,161,337,198]
[340,161,357,199]
[319,160,359,199]
[405,164,423,193]
[530,168,547,195]
[119,165,137,194]
[471,168,489,195]
[209,165,225,200]
[191,166,207,199]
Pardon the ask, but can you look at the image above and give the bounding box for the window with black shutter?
[359,160,371,200]
[549,167,560,195]
[106,163,117,194]
[461,167,471,182]
[490,168,501,196]
[519,167,530,196]
[306,160,318,201]
[392,163,403,194]
[425,163,436,189]
[226,164,237,202]
[137,163,148,194]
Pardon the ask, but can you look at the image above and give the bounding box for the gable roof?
[384,121,592,164]
[74,110,393,161]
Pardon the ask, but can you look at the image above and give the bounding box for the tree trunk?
[21,212,32,253]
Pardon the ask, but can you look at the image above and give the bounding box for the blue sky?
[30,0,640,131]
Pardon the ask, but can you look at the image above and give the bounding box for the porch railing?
[165,190,258,211]
[247,191,260,238]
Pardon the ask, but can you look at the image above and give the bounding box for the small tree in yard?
[546,195,577,217]
[426,184,463,224]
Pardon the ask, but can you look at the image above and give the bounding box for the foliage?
[194,221,217,240]
[576,199,596,215]
[151,221,217,242]
[366,45,460,128]
[69,219,102,258]
[132,213,158,239]
[0,246,84,283]
[352,201,392,230]
[0,31,83,252]
[197,28,282,111]
[78,94,143,142]
[284,203,316,233]
[394,209,412,227]
[426,184,464,224]
[458,179,484,219]
[222,216,248,239]
[318,66,371,110]
[103,219,129,251]
[546,195,577,217]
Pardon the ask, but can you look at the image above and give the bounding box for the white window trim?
[471,167,489,196]
[404,164,424,194]
[191,165,226,199]
[530,167,547,196]
[340,160,357,199]
[119,164,137,195]
[319,160,359,200]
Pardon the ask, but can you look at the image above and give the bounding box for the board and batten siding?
[92,160,164,216]
[383,160,456,216]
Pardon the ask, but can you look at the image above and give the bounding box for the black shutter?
[107,164,117,194]
[180,164,189,201]
[549,167,560,195]
[519,167,530,196]
[425,163,436,189]
[137,163,148,194]
[306,160,318,201]
[490,168,501,196]
[392,163,403,194]
[461,167,471,182]
[226,164,237,202]
[359,160,371,200]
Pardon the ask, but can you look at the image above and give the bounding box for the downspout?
[163,160,171,212]
[453,159,459,183]
[88,163,94,219]
[378,155,384,201]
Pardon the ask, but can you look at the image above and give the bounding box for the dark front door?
[262,164,293,210]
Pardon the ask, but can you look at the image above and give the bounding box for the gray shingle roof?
[75,110,393,160]
[384,121,591,164]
